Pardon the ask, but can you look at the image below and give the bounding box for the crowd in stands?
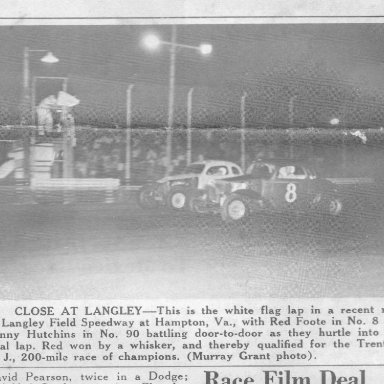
[67,128,377,182]
[72,132,213,182]
[0,127,377,183]
[69,130,328,182]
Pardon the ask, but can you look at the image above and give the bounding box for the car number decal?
[285,183,297,203]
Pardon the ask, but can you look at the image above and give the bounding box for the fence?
[71,126,384,183]
[0,126,383,186]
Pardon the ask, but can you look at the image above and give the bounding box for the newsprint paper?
[2,1,384,384]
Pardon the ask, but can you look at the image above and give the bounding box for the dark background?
[1,24,384,128]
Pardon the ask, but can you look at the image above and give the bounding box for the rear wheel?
[188,191,207,214]
[138,184,159,209]
[221,194,249,223]
[325,196,343,216]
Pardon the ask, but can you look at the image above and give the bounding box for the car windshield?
[277,165,307,179]
[177,164,205,175]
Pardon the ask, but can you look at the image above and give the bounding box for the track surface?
[1,200,384,299]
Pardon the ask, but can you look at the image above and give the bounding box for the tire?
[221,194,250,223]
[188,195,199,213]
[167,186,188,210]
[188,191,206,214]
[324,196,343,216]
[138,184,159,209]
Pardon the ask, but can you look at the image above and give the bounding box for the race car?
[187,159,344,222]
[138,160,243,210]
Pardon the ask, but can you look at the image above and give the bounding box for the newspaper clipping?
[0,300,382,382]
[1,0,384,383]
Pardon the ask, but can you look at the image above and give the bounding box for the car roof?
[252,158,309,167]
[191,160,240,167]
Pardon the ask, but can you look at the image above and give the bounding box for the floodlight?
[199,44,212,55]
[41,52,59,64]
[143,34,161,50]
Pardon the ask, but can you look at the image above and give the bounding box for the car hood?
[158,173,198,183]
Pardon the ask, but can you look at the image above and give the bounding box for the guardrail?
[30,178,120,203]
[31,178,120,190]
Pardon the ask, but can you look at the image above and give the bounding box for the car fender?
[310,179,339,196]
[144,181,169,200]
[140,181,159,191]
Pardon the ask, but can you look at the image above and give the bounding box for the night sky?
[2,24,384,128]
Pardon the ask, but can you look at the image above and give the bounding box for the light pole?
[289,95,297,126]
[21,48,59,184]
[288,95,297,159]
[187,87,194,165]
[125,84,135,183]
[142,27,212,174]
[330,117,346,170]
[22,47,59,123]
[240,91,247,171]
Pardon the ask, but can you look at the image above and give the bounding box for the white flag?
[57,91,80,107]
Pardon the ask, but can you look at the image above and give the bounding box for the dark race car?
[138,160,243,211]
[188,159,343,222]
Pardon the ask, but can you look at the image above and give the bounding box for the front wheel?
[167,186,188,210]
[221,194,249,223]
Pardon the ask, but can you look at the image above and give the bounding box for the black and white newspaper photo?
[1,0,384,383]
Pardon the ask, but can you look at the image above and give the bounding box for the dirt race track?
[1,197,384,299]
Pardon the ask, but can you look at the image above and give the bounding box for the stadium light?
[141,26,213,174]
[200,43,213,55]
[143,34,161,51]
[40,51,59,64]
[21,47,60,182]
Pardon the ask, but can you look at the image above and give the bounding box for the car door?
[271,165,309,211]
[200,165,230,188]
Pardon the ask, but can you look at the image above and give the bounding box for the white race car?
[138,160,243,210]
